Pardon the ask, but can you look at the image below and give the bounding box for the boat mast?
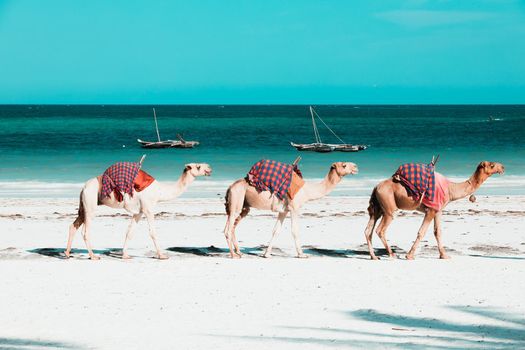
[153,108,161,142]
[311,107,346,144]
[310,106,322,143]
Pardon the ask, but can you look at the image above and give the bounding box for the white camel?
[65,163,212,260]
[223,162,358,258]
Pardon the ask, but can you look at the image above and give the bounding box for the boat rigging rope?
[311,107,347,144]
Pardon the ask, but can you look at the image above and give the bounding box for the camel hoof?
[389,253,398,259]
[440,254,451,260]
[406,255,415,260]
[89,255,101,261]
[230,254,241,259]
[157,254,169,260]
[263,252,271,258]
[370,256,379,260]
[296,254,309,259]
[122,254,132,260]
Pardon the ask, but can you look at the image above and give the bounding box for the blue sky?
[0,0,524,104]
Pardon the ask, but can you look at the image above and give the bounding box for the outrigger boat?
[137,108,199,149]
[291,106,367,153]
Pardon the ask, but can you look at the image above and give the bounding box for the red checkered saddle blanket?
[246,159,303,200]
[101,162,155,202]
[393,163,435,202]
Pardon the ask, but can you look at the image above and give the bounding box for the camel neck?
[448,170,487,202]
[305,169,342,201]
[159,170,195,201]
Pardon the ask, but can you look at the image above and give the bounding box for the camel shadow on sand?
[468,254,525,260]
[166,245,287,258]
[29,247,126,260]
[27,245,411,260]
[0,337,84,349]
[303,245,407,259]
[29,246,519,261]
[165,245,408,259]
[212,306,525,349]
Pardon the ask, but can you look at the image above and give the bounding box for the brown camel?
[364,161,504,260]
[224,162,358,258]
[66,163,212,260]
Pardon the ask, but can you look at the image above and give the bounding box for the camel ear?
[331,163,337,170]
[185,164,192,171]
[478,161,487,170]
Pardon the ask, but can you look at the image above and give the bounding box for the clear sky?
[0,0,524,104]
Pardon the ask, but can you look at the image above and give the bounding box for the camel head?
[476,161,505,176]
[184,163,212,177]
[330,162,358,177]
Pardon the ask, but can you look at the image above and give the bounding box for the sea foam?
[1,176,523,198]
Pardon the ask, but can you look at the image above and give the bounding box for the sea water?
[0,105,523,198]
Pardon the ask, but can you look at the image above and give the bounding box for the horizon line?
[1,103,524,106]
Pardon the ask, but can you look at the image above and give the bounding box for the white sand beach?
[0,196,524,349]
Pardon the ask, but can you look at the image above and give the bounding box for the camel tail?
[72,190,86,229]
[224,186,232,215]
[368,187,382,218]
[224,179,250,219]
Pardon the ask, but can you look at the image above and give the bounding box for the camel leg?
[406,209,436,260]
[72,181,99,260]
[144,210,168,260]
[122,213,142,259]
[364,211,382,260]
[263,211,288,258]
[223,214,235,257]
[82,215,100,260]
[290,211,307,258]
[65,221,80,258]
[231,215,244,257]
[433,212,450,259]
[65,190,87,258]
[231,229,242,257]
[223,213,241,258]
[223,183,246,259]
[376,214,396,258]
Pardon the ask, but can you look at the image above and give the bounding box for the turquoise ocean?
[0,105,523,198]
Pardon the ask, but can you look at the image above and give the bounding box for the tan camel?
[364,161,504,260]
[224,162,358,258]
[65,163,212,260]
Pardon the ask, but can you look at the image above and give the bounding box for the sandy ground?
[0,196,524,349]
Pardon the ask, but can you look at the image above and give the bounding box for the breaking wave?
[1,176,524,198]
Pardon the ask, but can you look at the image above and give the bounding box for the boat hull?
[290,142,367,153]
[290,142,334,152]
[137,139,199,149]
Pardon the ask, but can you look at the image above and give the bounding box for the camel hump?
[367,187,381,216]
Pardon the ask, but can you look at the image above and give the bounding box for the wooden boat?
[291,106,367,153]
[137,138,199,149]
[290,142,334,152]
[138,108,199,149]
